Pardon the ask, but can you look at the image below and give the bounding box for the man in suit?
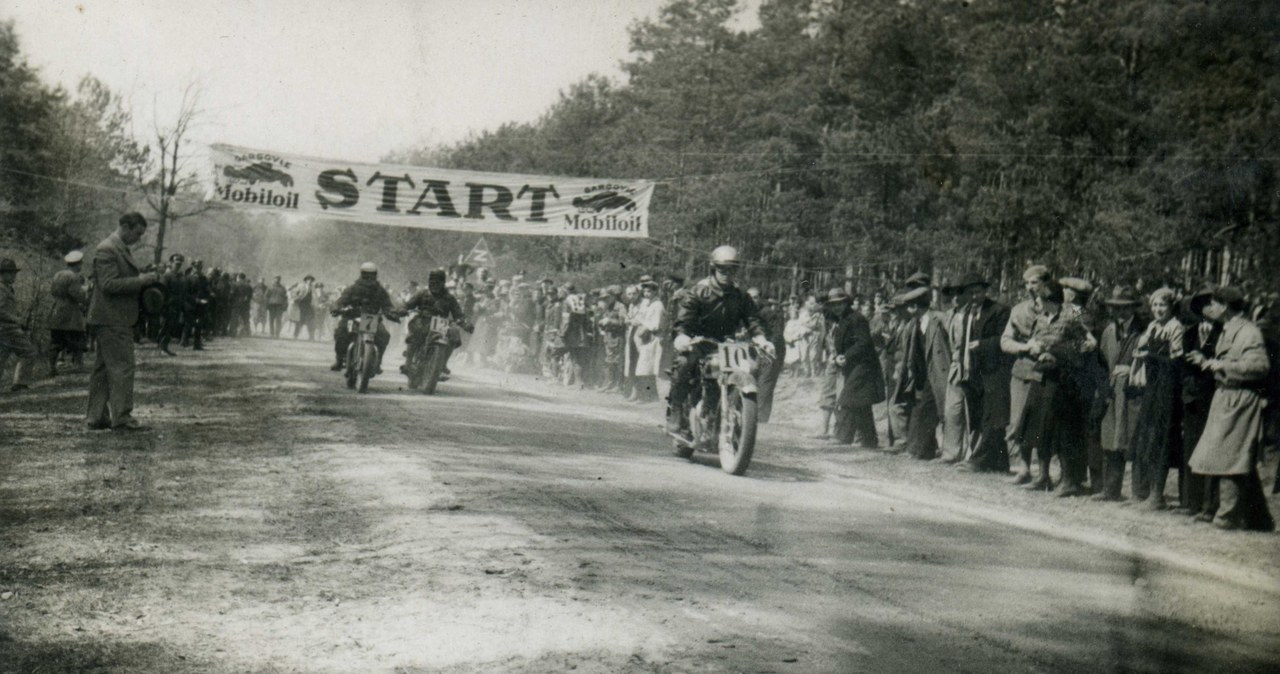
[86,212,158,431]
[953,273,1014,473]
[892,286,939,460]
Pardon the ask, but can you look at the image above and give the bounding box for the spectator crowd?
[3,222,1277,533]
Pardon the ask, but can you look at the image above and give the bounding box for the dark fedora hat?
[825,287,851,304]
[1187,286,1215,316]
[1212,286,1248,311]
[139,284,167,316]
[1103,285,1141,306]
[944,271,989,293]
[0,258,20,273]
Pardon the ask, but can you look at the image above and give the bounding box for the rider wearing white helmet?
[665,245,772,437]
[330,262,396,372]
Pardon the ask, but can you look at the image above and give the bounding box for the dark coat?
[833,308,886,408]
[673,276,764,342]
[954,298,1012,430]
[922,309,951,405]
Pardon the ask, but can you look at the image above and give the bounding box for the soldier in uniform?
[182,260,209,350]
[48,250,89,373]
[157,253,187,356]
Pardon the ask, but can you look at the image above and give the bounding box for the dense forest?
[2,0,1278,297]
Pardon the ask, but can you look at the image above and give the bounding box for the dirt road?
[2,337,1277,673]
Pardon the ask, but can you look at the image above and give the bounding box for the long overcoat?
[957,298,1012,430]
[1189,315,1270,475]
[48,269,87,332]
[1099,317,1145,452]
[833,308,885,408]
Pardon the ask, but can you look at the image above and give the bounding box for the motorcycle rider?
[666,245,773,439]
[331,262,396,373]
[401,268,472,376]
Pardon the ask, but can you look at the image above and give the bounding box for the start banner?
[206,143,653,239]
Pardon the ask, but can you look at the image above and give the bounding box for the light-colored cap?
[64,250,84,264]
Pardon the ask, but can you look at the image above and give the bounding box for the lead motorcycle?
[670,338,765,476]
[335,307,398,393]
[403,313,457,395]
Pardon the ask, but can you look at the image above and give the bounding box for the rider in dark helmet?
[402,268,472,376]
[665,245,773,438]
[331,262,396,372]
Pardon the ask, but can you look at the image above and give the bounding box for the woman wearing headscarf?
[1128,288,1185,509]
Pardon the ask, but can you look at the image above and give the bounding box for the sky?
[6,0,760,164]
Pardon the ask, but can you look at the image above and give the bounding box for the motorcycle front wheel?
[718,388,758,476]
[405,347,424,390]
[358,342,378,393]
[344,342,359,390]
[421,343,448,395]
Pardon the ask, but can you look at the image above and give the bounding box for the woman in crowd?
[1129,288,1186,509]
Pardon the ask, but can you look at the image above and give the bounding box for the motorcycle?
[336,309,395,393]
[403,313,456,395]
[671,338,765,476]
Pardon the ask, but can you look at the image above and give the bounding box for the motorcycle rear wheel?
[718,389,757,476]
[421,344,448,395]
[358,342,378,393]
[344,342,358,389]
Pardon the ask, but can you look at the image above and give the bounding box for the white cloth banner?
[206,143,653,238]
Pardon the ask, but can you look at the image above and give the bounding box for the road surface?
[1,337,1276,673]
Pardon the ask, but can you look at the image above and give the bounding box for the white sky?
[6,0,760,164]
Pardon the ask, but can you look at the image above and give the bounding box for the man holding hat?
[1000,264,1053,484]
[86,212,160,430]
[1186,287,1275,531]
[0,257,38,391]
[827,287,884,446]
[48,250,89,374]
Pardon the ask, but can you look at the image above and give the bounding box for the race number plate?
[429,316,451,333]
[716,343,754,373]
[357,315,379,333]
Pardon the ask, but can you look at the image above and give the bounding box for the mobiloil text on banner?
[207,143,652,239]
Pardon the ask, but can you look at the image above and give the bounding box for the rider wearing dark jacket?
[404,270,471,345]
[666,246,771,437]
[331,262,396,371]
